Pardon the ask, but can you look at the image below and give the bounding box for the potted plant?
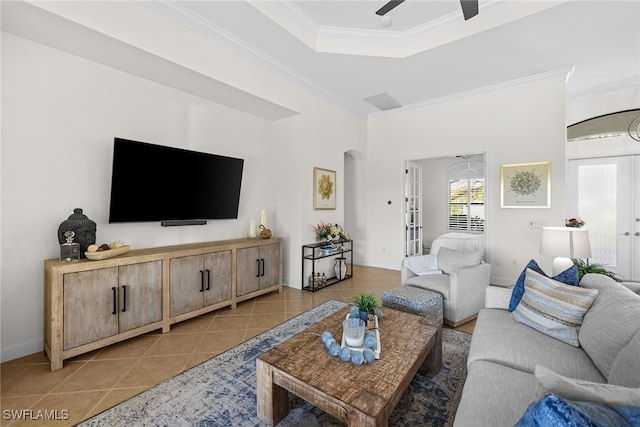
[353,294,381,322]
[572,259,622,282]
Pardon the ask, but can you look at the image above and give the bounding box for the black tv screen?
[108,138,244,223]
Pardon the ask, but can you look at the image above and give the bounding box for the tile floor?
[0,265,474,426]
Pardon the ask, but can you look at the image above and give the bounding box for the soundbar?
[160,220,207,227]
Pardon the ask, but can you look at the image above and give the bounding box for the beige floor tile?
[195,331,245,353]
[146,332,203,356]
[248,313,287,330]
[216,300,254,316]
[92,335,160,360]
[252,301,286,315]
[1,362,84,397]
[115,355,191,388]
[166,314,215,333]
[207,314,252,332]
[51,358,138,393]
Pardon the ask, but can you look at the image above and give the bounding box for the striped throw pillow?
[511,268,598,347]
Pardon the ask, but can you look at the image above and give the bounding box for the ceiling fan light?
[380,16,392,28]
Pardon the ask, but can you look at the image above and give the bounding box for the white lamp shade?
[539,227,592,259]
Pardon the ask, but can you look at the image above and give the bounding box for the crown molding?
[249,0,569,58]
[368,67,575,121]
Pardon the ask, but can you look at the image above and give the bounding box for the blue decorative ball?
[321,331,333,344]
[325,337,336,350]
[339,347,351,361]
[328,342,341,357]
[375,310,384,320]
[351,351,364,366]
[363,348,376,363]
[349,306,360,318]
[364,335,377,349]
[364,330,374,339]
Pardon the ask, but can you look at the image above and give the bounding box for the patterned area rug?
[79,300,471,427]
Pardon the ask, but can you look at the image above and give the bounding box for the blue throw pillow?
[508,259,578,312]
[515,394,640,427]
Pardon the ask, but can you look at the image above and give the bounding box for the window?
[448,162,485,232]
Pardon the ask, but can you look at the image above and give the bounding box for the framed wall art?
[501,161,551,208]
[313,167,336,210]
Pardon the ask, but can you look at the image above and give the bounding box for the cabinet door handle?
[199,270,204,292]
[261,258,265,277]
[111,287,117,315]
[256,259,260,278]
[206,269,211,291]
[121,285,127,313]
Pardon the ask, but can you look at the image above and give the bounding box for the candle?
[260,209,268,228]
[249,220,256,238]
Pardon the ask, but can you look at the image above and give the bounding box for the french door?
[567,155,640,281]
[405,162,422,257]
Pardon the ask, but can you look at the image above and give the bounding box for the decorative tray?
[341,313,381,359]
[85,245,130,261]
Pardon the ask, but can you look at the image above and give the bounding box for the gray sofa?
[454,273,640,426]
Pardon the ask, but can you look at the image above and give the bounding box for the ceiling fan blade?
[375,0,405,16]
[460,0,479,20]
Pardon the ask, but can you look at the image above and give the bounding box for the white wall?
[1,27,366,361]
[367,74,570,284]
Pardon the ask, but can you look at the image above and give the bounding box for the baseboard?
[1,338,43,363]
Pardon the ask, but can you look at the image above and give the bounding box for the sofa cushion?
[511,269,598,347]
[609,330,640,387]
[405,274,451,299]
[436,247,481,274]
[578,274,640,379]
[508,259,579,312]
[454,361,541,427]
[535,365,640,405]
[468,309,605,382]
[515,394,640,427]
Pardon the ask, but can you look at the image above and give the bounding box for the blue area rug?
[79,300,471,427]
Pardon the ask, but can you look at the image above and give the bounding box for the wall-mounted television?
[108,138,244,225]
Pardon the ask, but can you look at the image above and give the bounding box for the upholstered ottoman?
[381,286,443,371]
[382,285,444,326]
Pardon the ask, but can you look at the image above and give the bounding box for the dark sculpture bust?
[57,208,97,258]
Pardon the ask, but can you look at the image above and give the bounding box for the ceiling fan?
[375,0,479,21]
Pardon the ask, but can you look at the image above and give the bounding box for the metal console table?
[302,240,353,292]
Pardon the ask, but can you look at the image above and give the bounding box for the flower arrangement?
[312,222,350,242]
[565,218,585,228]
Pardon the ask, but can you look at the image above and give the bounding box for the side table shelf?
[302,240,353,292]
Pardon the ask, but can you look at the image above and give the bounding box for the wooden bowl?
[85,245,130,261]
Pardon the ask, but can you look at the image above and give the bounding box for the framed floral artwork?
[313,167,336,210]
[501,161,551,208]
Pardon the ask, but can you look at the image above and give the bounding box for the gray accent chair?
[401,241,491,327]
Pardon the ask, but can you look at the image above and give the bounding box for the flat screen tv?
[108,138,244,224]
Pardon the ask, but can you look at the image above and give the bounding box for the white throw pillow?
[403,254,442,276]
[436,247,481,274]
[535,365,640,406]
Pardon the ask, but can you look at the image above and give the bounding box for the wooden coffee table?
[257,306,441,426]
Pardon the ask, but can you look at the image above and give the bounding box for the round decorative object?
[334,257,347,280]
[259,224,272,239]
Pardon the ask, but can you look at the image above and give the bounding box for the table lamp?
[539,226,592,275]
